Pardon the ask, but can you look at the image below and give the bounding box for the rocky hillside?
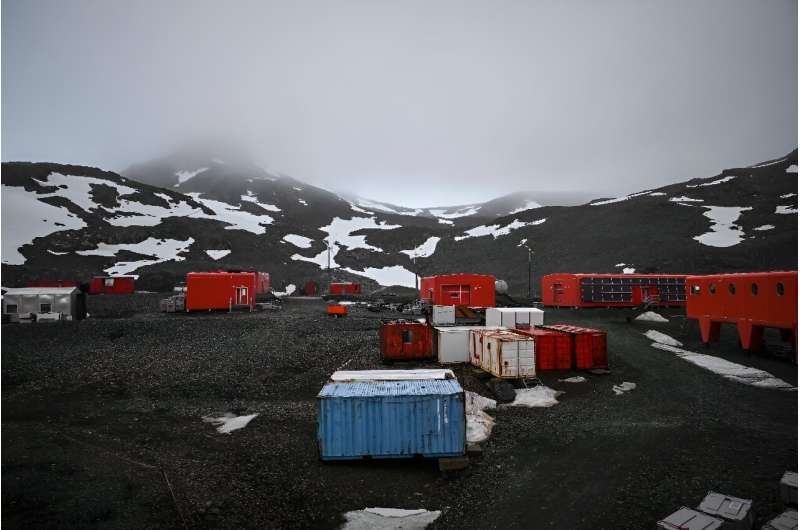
[2,150,796,296]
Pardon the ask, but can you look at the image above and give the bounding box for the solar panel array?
[579,276,686,304]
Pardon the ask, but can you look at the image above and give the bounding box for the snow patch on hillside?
[650,192,666,196]
[205,249,231,260]
[686,175,735,188]
[292,246,339,268]
[670,196,704,203]
[273,284,296,297]
[241,191,281,212]
[429,205,481,219]
[693,206,752,247]
[590,190,651,206]
[77,237,194,276]
[1,184,88,265]
[780,193,797,198]
[509,200,542,214]
[775,205,797,214]
[187,193,274,234]
[321,217,401,252]
[754,224,775,231]
[343,265,416,287]
[175,167,208,185]
[282,234,314,248]
[787,165,798,174]
[455,218,546,241]
[400,236,441,258]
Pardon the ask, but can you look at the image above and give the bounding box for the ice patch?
[686,175,735,188]
[202,413,258,434]
[343,265,416,287]
[754,225,775,231]
[612,382,637,395]
[341,508,441,530]
[590,190,652,206]
[175,167,208,184]
[205,249,231,260]
[282,234,314,248]
[693,206,752,247]
[77,237,194,276]
[400,236,440,258]
[635,311,669,323]
[506,386,562,408]
[509,200,542,214]
[455,218,546,241]
[644,330,682,347]
[775,205,797,214]
[273,284,296,297]
[651,343,796,390]
[559,376,587,383]
[670,196,704,203]
[465,391,497,443]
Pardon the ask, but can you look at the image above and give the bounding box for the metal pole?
[528,250,532,302]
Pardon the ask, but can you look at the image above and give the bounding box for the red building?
[419,274,496,307]
[541,273,687,308]
[686,272,797,351]
[380,321,433,361]
[28,280,79,288]
[88,276,136,295]
[329,282,361,295]
[185,271,261,311]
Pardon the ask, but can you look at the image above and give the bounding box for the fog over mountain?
[2,0,797,207]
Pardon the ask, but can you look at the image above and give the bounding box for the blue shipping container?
[317,379,465,460]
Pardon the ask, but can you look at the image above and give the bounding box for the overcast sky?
[3,0,797,207]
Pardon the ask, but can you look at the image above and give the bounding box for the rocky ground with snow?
[2,299,796,529]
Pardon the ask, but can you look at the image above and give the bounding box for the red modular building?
[185,271,261,311]
[380,321,433,361]
[544,324,609,370]
[28,280,80,288]
[88,276,136,295]
[685,272,798,351]
[329,282,361,296]
[419,274,496,307]
[541,273,687,308]
[513,328,572,371]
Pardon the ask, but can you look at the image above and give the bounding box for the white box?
[657,507,723,530]
[763,509,798,530]
[431,305,455,326]
[782,472,798,506]
[485,307,544,329]
[696,491,753,530]
[470,329,535,378]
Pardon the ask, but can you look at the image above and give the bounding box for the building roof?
[3,287,79,295]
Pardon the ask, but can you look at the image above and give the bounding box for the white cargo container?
[469,329,535,378]
[781,472,798,506]
[431,305,455,326]
[696,491,753,530]
[656,507,723,530]
[2,287,86,323]
[435,326,504,364]
[485,307,544,329]
[763,509,798,530]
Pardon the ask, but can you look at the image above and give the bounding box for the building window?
[728,283,736,295]
[777,282,785,296]
[40,303,52,313]
[751,283,758,295]
[709,283,716,294]
[104,278,115,287]
[402,330,412,343]
[6,304,17,313]
[690,285,700,295]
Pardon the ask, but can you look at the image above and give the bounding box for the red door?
[441,284,470,305]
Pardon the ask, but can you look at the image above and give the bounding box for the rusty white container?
[470,329,535,378]
[435,326,504,364]
[656,507,723,530]
[696,491,753,530]
[485,307,544,329]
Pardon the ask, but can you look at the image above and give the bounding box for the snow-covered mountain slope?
[2,150,796,295]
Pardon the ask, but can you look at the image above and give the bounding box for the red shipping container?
[88,276,136,295]
[419,274,496,307]
[330,282,361,295]
[327,304,348,317]
[686,271,797,351]
[545,324,608,370]
[541,273,687,308]
[514,328,572,371]
[303,281,319,296]
[381,321,433,361]
[185,272,257,311]
[28,280,79,288]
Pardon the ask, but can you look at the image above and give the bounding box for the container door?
[442,284,470,305]
[236,287,249,305]
[552,283,564,305]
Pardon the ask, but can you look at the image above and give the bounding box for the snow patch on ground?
[298,198,308,206]
[356,198,423,216]
[343,265,416,287]
[670,196,704,203]
[650,192,666,196]
[321,216,401,252]
[202,413,258,434]
[775,205,798,214]
[341,508,441,530]
[272,284,296,297]
[77,237,194,276]
[559,376,587,383]
[644,330,682,347]
[47,250,69,255]
[455,218,546,241]
[428,205,481,219]
[241,191,281,212]
[175,167,208,184]
[650,343,796,390]
[686,175,735,188]
[787,165,798,174]
[291,246,339,268]
[612,382,637,395]
[623,267,636,274]
[187,193,274,234]
[1,184,88,265]
[506,386,562,408]
[400,236,441,258]
[636,311,669,323]
[509,200,542,214]
[465,391,497,443]
[693,206,752,247]
[205,249,231,260]
[590,190,652,206]
[282,234,314,248]
[754,224,775,231]
[437,218,454,225]
[780,193,797,198]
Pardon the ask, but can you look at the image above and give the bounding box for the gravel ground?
[2,299,796,529]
